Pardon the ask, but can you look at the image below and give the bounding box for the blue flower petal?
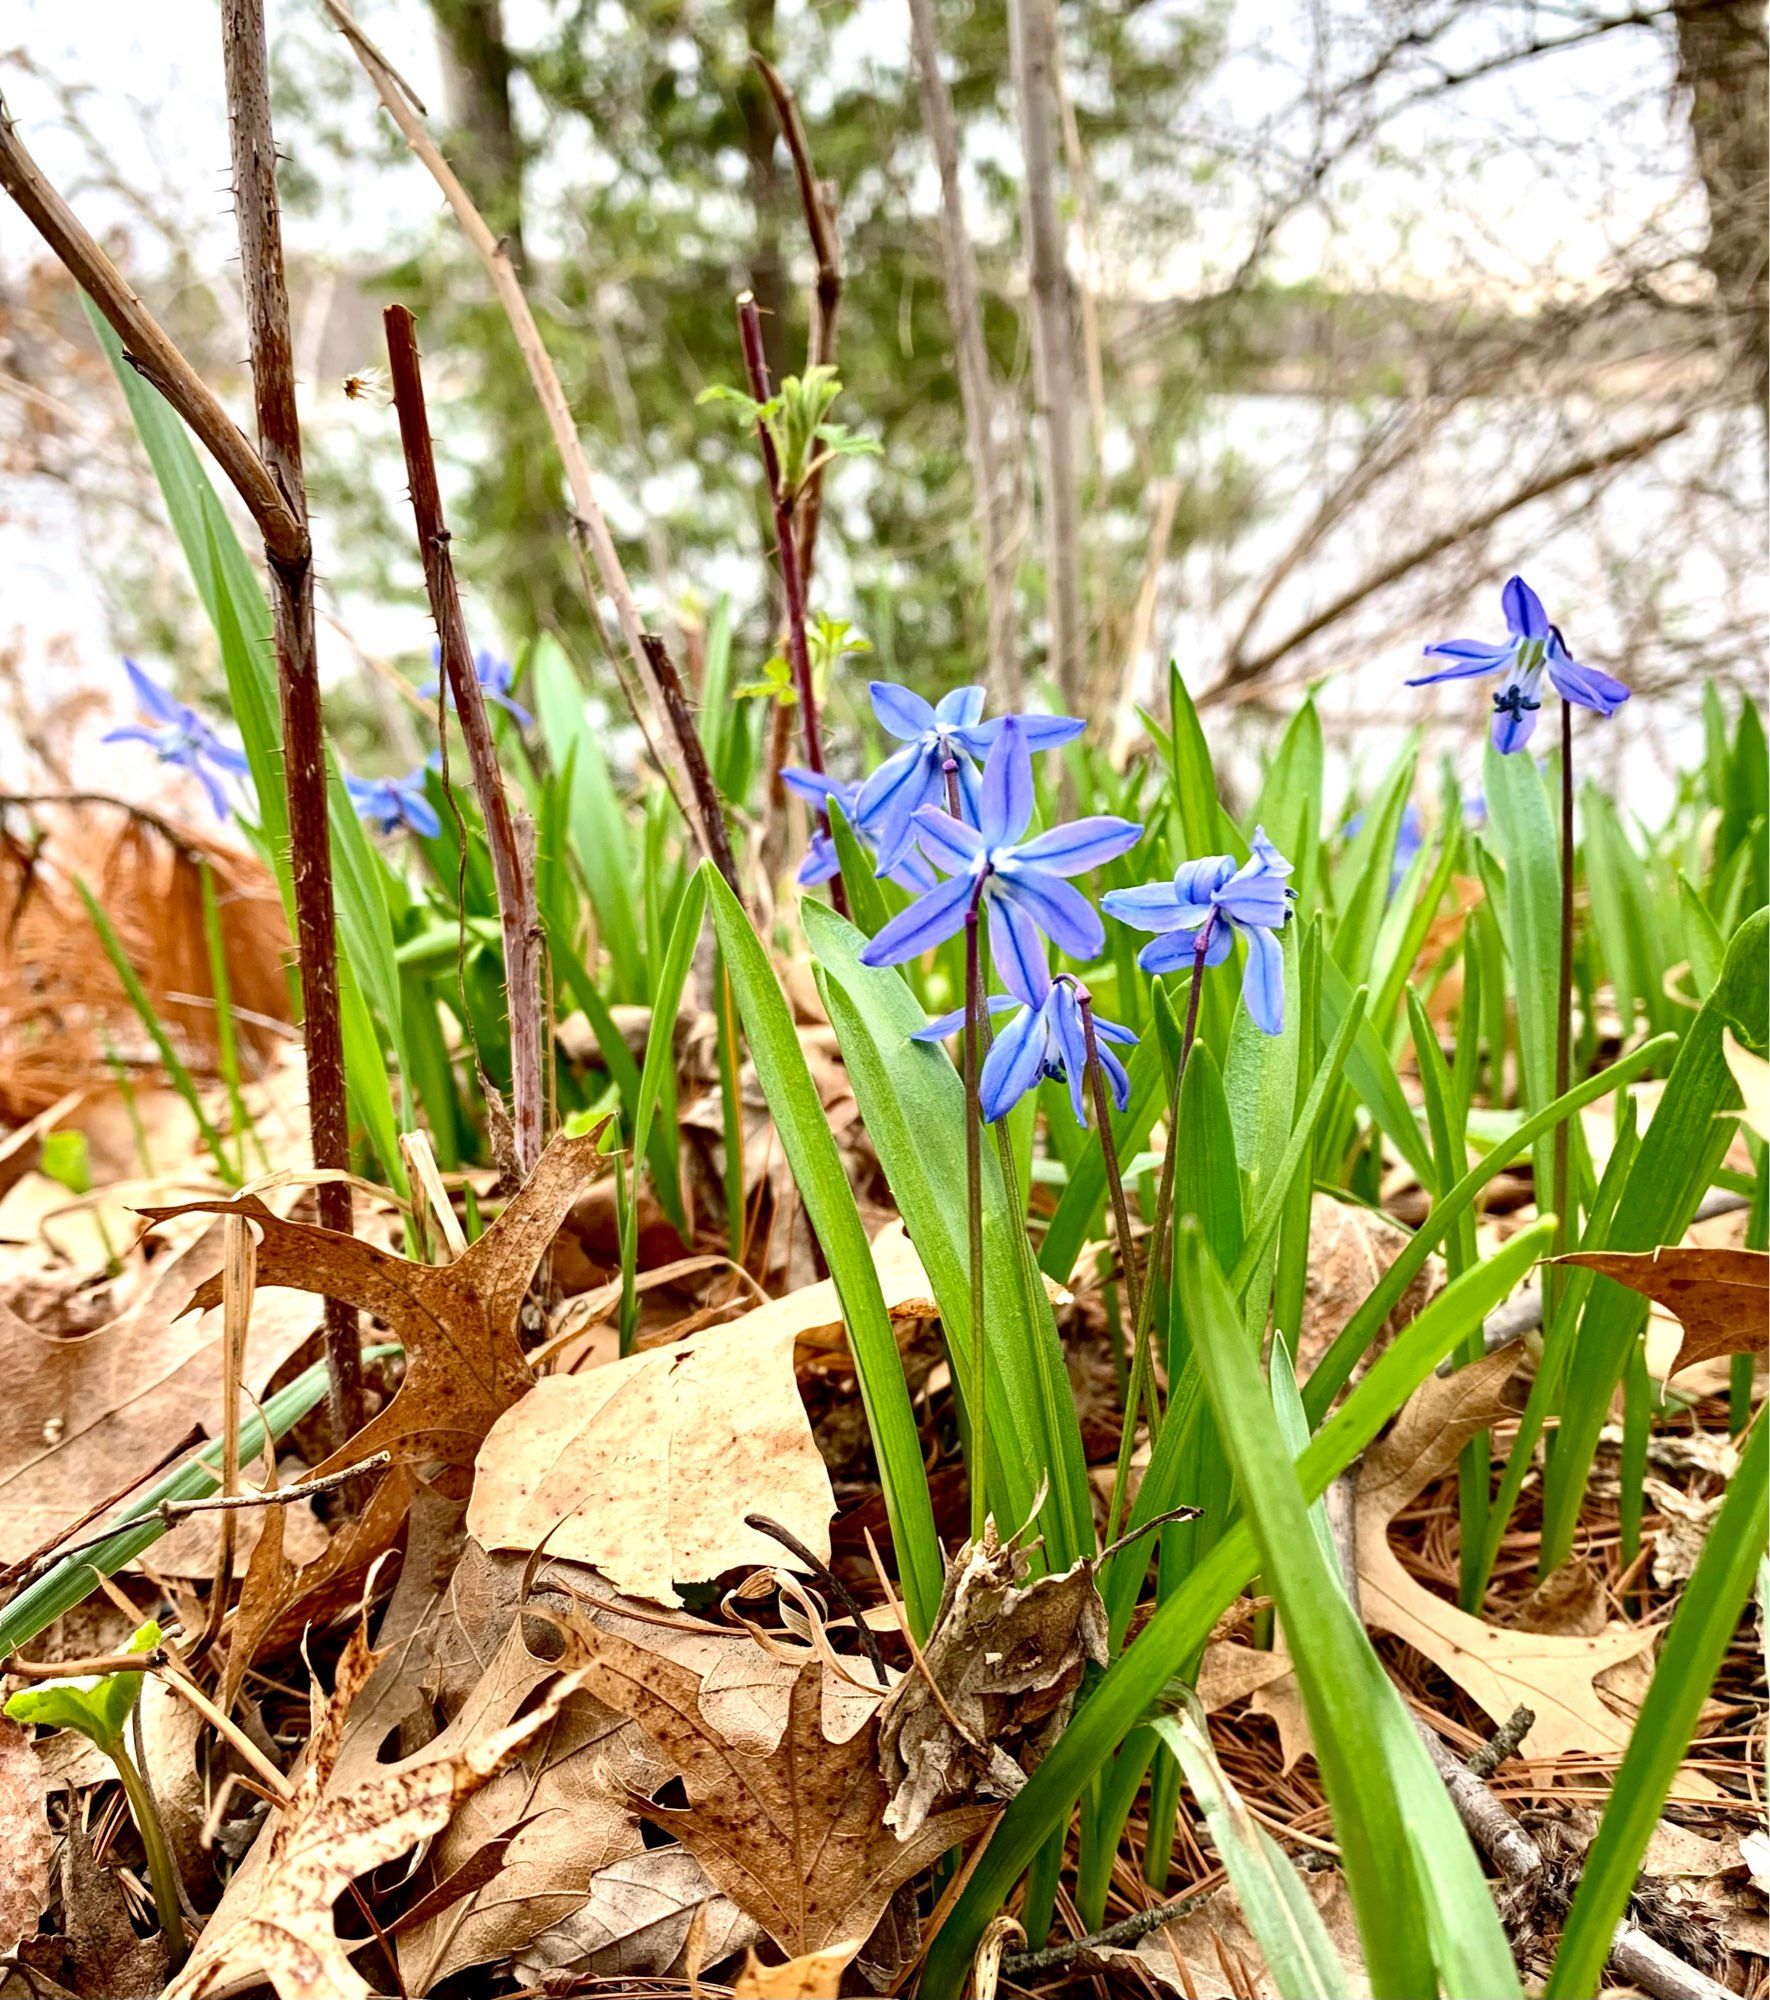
[1241,923,1285,1036]
[122,658,187,726]
[911,994,1018,1041]
[1099,1041,1132,1110]
[978,717,1034,847]
[797,832,839,885]
[1502,575,1549,641]
[870,680,938,742]
[1101,880,1189,932]
[402,789,443,840]
[204,743,252,775]
[782,765,840,807]
[1491,701,1541,755]
[1013,814,1143,877]
[911,804,987,876]
[101,726,164,750]
[856,746,934,873]
[1409,643,1515,685]
[1049,983,1092,1125]
[978,1002,1047,1122]
[858,865,976,967]
[934,685,987,729]
[999,865,1103,960]
[1546,649,1630,717]
[987,895,1050,1010]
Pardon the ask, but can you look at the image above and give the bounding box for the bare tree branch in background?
[1009,0,1085,710]
[906,0,1020,701]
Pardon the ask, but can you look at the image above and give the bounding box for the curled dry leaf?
[1354,1345,1683,1776]
[142,1126,610,1479]
[877,1518,1108,1838]
[1723,1030,1770,1143]
[165,1617,586,2000]
[468,1278,839,1607]
[517,1846,757,1989]
[1556,1245,1769,1377]
[560,1619,995,1958]
[0,1715,52,1955]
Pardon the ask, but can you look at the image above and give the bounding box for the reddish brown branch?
[752,55,842,587]
[220,0,361,1443]
[737,290,848,919]
[640,634,743,899]
[383,303,545,1176]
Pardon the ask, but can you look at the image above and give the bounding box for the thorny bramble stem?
[963,868,989,1544]
[1075,982,1141,1329]
[736,290,848,921]
[1103,909,1216,1552]
[1550,696,1576,1318]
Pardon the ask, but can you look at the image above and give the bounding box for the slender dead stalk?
[641,634,743,899]
[383,303,546,1175]
[904,0,1020,702]
[752,57,842,587]
[1008,0,1084,710]
[188,1215,254,1666]
[220,0,361,1446]
[321,0,709,856]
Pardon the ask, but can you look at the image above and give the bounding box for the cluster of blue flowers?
[104,649,526,840]
[797,682,1298,1124]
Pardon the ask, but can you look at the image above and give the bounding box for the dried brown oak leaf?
[1297,1192,1444,1381]
[165,1620,584,2000]
[1354,1345,1689,1780]
[562,1621,994,1958]
[0,1716,51,1954]
[1557,1245,1769,1376]
[468,1285,838,1605]
[877,1517,1107,1838]
[141,1125,608,1478]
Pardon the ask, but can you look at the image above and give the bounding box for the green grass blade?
[1546,1413,1767,1999]
[1320,952,1437,1192]
[1303,1032,1675,1423]
[75,880,234,1182]
[1153,1708,1353,2000]
[1042,1013,1170,1285]
[533,636,646,1002]
[1541,907,1767,1569]
[704,868,942,1634]
[1333,742,1417,985]
[924,1219,1554,1993]
[806,901,1093,1571]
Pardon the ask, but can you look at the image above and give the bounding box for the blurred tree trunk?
[1673,0,1767,421]
[429,0,526,264]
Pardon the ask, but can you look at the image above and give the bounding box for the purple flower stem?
[963,868,989,1543]
[1077,982,1142,1331]
[1103,909,1216,1553]
[1551,697,1576,1313]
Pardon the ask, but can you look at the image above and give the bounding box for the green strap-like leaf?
[703,868,942,1634]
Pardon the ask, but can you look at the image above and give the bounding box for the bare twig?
[1008,0,1084,710]
[1467,1702,1536,1779]
[737,290,848,920]
[751,56,841,589]
[383,302,546,1176]
[745,1513,888,1687]
[21,1454,393,1581]
[999,1882,1216,1976]
[220,0,361,1446]
[640,633,743,899]
[321,0,707,854]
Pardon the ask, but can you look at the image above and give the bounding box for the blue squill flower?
[102,660,251,820]
[853,682,1083,875]
[421,647,534,730]
[913,946,1135,1124]
[1102,827,1295,1036]
[781,768,936,893]
[1343,799,1425,893]
[345,766,442,839]
[858,717,1143,974]
[1409,575,1629,754]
